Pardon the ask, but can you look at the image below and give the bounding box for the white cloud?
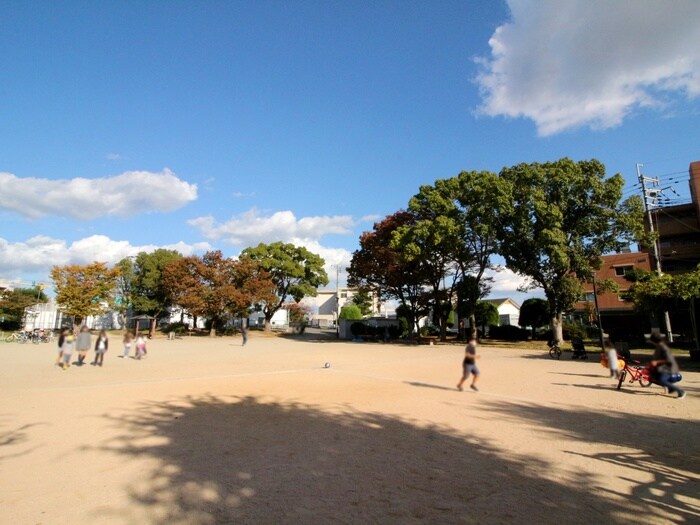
[476,0,700,135]
[106,153,121,161]
[484,265,543,301]
[289,239,353,285]
[0,235,211,280]
[0,169,198,219]
[188,208,355,246]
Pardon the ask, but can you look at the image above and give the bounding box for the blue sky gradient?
[1,0,699,303]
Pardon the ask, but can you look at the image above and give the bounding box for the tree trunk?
[468,314,477,339]
[551,313,564,343]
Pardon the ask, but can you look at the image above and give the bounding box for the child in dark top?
[92,330,109,367]
[457,337,480,392]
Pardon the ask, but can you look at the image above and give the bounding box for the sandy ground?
[0,331,698,525]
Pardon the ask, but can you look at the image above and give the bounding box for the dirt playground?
[1,331,698,524]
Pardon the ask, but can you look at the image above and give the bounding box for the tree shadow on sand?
[0,419,44,463]
[475,399,700,524]
[92,395,698,524]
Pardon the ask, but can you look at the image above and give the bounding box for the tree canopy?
[240,242,328,331]
[162,250,276,336]
[518,298,550,333]
[50,262,120,325]
[494,158,640,341]
[475,301,499,332]
[351,289,374,317]
[348,211,428,335]
[451,170,503,336]
[0,287,48,330]
[339,303,362,321]
[391,179,473,341]
[131,249,183,320]
[113,257,137,328]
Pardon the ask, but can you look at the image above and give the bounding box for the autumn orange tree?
[50,262,120,326]
[348,211,429,336]
[162,251,276,336]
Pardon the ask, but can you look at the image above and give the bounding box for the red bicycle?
[616,359,652,390]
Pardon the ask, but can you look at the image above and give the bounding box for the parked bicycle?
[5,331,30,344]
[548,339,562,359]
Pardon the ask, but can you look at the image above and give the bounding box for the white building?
[482,298,521,326]
[300,288,388,328]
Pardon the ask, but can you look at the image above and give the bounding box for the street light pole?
[592,274,605,349]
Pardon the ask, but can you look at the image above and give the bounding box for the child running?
[135,334,147,359]
[457,336,480,392]
[55,328,67,367]
[121,331,133,358]
[603,339,621,379]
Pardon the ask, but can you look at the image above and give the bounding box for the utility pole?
[334,264,340,339]
[637,163,673,342]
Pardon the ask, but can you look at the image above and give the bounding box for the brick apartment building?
[573,160,700,343]
[573,251,652,341]
[652,160,700,274]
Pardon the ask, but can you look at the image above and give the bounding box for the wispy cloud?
[203,177,216,191]
[106,152,122,161]
[0,169,198,219]
[476,0,700,136]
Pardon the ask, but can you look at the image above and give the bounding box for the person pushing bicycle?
[648,333,686,400]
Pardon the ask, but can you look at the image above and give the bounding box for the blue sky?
[1,0,699,304]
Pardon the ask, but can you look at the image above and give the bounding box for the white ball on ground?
[324,362,331,368]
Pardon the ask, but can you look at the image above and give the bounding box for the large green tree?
[495,158,640,343]
[131,249,183,333]
[113,257,137,328]
[452,170,504,336]
[240,242,328,331]
[392,178,479,341]
[50,262,119,326]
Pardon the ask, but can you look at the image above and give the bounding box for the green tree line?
[0,243,328,335]
[348,157,648,342]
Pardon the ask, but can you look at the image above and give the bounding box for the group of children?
[55,327,147,369]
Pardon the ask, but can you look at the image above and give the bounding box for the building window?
[340,292,347,298]
[580,292,595,302]
[614,265,633,276]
